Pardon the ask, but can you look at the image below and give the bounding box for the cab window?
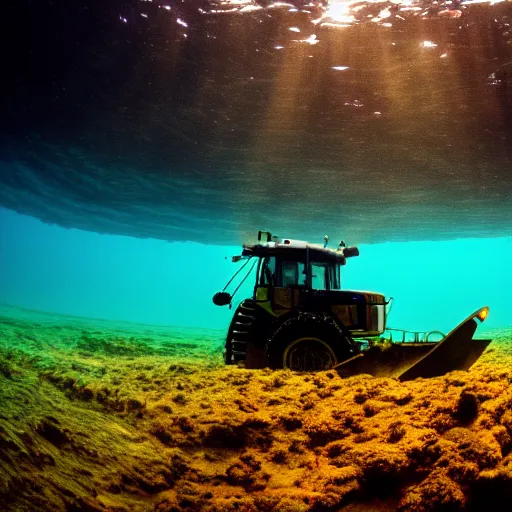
[311,263,327,290]
[330,265,341,289]
[260,256,276,285]
[311,262,340,290]
[282,261,307,287]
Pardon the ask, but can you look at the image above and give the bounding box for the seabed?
[1,304,511,512]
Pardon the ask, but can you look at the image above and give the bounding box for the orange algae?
[0,306,511,511]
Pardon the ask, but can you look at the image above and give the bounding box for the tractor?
[213,231,491,380]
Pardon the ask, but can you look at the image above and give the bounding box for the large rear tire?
[265,312,356,371]
[224,299,258,365]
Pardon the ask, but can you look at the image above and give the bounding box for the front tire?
[265,313,356,371]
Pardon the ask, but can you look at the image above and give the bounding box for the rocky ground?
[1,304,511,512]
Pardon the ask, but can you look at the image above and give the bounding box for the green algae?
[0,305,225,512]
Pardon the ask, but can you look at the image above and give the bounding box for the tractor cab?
[238,232,386,338]
[250,240,345,308]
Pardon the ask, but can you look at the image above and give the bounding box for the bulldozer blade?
[334,343,436,379]
[397,308,491,381]
[335,307,492,380]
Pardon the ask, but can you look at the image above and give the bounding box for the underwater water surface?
[2,0,512,243]
[1,1,512,511]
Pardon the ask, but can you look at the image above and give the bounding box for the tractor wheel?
[265,313,355,371]
[224,299,259,365]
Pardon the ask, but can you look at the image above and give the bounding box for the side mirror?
[212,291,232,306]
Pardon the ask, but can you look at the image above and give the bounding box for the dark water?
[1,1,512,245]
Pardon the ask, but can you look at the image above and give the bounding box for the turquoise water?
[1,206,509,334]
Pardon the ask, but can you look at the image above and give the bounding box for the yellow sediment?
[0,305,511,511]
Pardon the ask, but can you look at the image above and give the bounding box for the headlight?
[476,307,489,322]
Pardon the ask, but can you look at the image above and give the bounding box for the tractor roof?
[241,238,357,265]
